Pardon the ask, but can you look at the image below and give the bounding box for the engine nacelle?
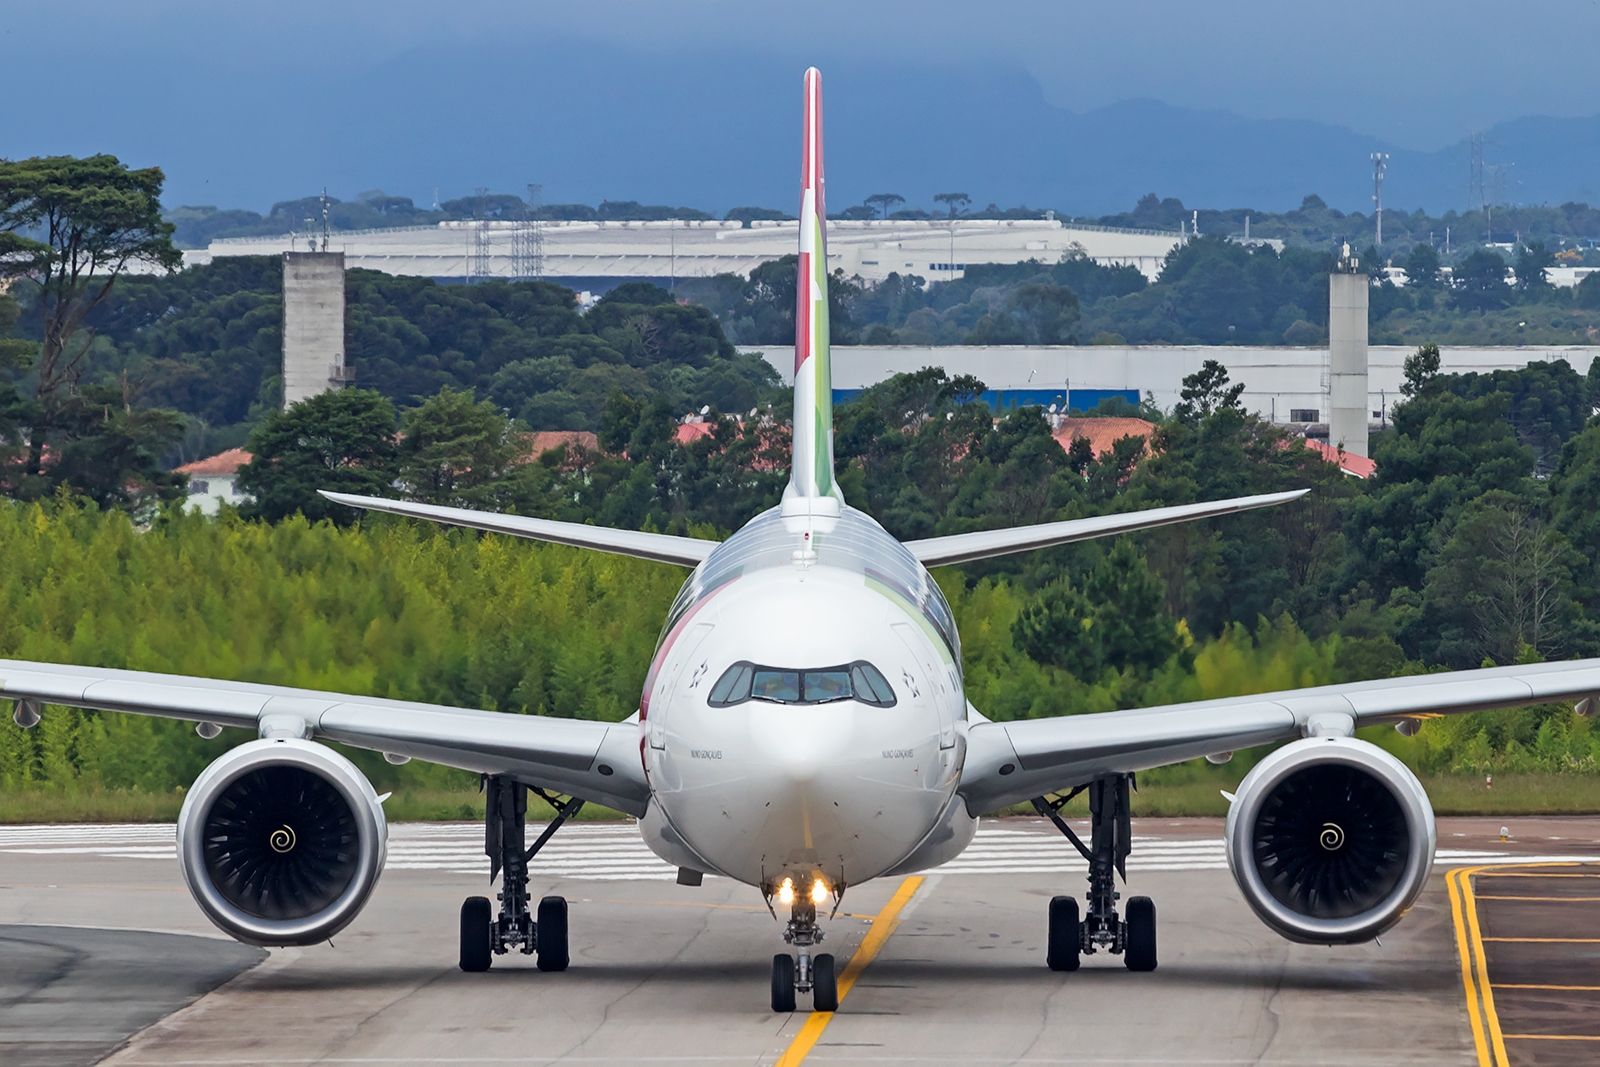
[177,738,388,946]
[1225,736,1435,945]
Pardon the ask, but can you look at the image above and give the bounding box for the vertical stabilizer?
[784,67,842,519]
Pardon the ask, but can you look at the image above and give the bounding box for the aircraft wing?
[903,490,1308,567]
[319,492,717,568]
[0,658,650,817]
[958,658,1600,815]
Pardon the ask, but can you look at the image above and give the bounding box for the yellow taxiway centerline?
[1447,866,1497,1067]
[774,875,925,1067]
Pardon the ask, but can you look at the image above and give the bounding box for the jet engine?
[1225,736,1435,945]
[177,738,388,946]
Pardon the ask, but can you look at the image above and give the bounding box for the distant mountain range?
[777,65,1600,218]
[90,38,1597,220]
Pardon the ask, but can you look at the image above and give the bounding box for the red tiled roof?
[1302,438,1377,478]
[522,430,598,458]
[175,447,252,476]
[674,421,720,444]
[1052,417,1155,458]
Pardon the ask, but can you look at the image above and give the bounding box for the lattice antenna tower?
[513,183,544,280]
[471,186,493,283]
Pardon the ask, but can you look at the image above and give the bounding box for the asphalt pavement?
[2,816,1596,1067]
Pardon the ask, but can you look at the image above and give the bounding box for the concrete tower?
[281,251,351,408]
[1327,269,1370,457]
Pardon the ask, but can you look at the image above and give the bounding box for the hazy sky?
[5,0,1597,211]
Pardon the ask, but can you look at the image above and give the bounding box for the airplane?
[5,66,1600,1015]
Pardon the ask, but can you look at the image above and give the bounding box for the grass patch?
[0,787,629,824]
[990,773,1600,819]
[7,775,1600,825]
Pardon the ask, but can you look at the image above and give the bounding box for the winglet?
[783,66,842,518]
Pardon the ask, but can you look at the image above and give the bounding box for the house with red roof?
[1300,438,1377,478]
[1052,417,1156,460]
[175,447,253,514]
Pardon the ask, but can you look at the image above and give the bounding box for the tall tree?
[863,193,905,219]
[237,388,400,524]
[1513,240,1554,291]
[933,192,971,218]
[0,155,181,417]
[0,155,185,504]
[398,386,528,508]
[1403,242,1442,289]
[1451,249,1512,311]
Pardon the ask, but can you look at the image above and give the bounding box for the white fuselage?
[634,504,977,894]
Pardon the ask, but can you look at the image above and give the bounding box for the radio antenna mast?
[1370,154,1388,246]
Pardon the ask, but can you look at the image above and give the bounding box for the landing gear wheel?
[536,895,569,972]
[812,952,838,1011]
[460,896,492,972]
[771,954,796,1013]
[1047,895,1080,972]
[1124,895,1157,972]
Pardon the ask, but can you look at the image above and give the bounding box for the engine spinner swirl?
[269,825,297,853]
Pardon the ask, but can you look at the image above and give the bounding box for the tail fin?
[785,66,842,517]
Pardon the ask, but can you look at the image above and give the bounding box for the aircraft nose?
[749,705,856,783]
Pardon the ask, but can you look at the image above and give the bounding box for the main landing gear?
[460,775,585,973]
[1033,774,1157,973]
[766,875,840,1013]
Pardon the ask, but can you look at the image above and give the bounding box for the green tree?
[238,388,400,523]
[933,193,971,218]
[0,155,185,506]
[1418,492,1588,667]
[1404,242,1442,289]
[1451,249,1512,311]
[49,380,187,512]
[398,386,528,508]
[1009,283,1080,344]
[1514,240,1554,291]
[0,293,38,473]
[1012,539,1183,678]
[1575,271,1600,311]
[1173,359,1244,420]
[1401,342,1441,397]
[864,193,905,219]
[1551,416,1600,607]
[1349,391,1534,597]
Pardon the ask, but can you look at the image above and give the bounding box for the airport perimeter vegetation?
[3,349,1600,823]
[6,157,1600,824]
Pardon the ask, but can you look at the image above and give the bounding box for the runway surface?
[3,815,1598,1067]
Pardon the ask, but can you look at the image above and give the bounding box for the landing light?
[811,878,828,905]
[778,877,795,905]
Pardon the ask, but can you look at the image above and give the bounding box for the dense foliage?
[0,155,188,511]
[2,259,781,463]
[0,500,681,796]
[681,235,1600,349]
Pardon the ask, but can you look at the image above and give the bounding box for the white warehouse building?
[751,344,1600,429]
[181,218,1182,285]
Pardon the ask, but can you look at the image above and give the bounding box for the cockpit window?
[752,669,801,702]
[708,661,897,708]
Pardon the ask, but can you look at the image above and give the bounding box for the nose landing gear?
[460,775,585,973]
[767,878,840,1012]
[1034,774,1157,973]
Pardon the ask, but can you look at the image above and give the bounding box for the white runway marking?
[4,822,1595,882]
